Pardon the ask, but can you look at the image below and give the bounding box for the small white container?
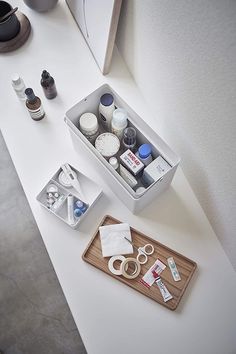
[142,156,172,186]
[95,133,120,159]
[99,93,115,131]
[109,157,119,171]
[135,186,146,195]
[79,112,99,144]
[111,108,128,140]
[11,73,26,100]
[65,84,180,213]
[36,163,103,229]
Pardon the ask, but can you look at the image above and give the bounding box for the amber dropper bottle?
[25,88,45,121]
[40,70,57,99]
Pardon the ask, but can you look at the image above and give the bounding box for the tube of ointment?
[154,274,173,303]
[139,259,166,289]
[167,257,181,281]
[67,195,75,225]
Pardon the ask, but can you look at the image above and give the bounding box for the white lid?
[112,108,128,128]
[11,73,21,85]
[109,157,119,169]
[95,133,120,158]
[80,112,98,133]
[135,187,146,195]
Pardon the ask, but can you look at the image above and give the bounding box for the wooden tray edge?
[82,214,112,260]
[172,262,197,310]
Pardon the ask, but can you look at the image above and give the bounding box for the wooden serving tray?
[82,215,197,310]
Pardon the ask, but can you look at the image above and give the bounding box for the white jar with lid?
[111,108,128,140]
[95,133,120,159]
[11,73,26,100]
[79,112,99,144]
[99,93,115,131]
[109,156,119,171]
[135,186,146,195]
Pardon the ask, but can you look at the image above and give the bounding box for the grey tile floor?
[0,131,87,354]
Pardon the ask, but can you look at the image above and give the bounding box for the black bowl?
[0,1,20,41]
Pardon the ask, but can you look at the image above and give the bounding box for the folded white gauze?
[99,223,133,257]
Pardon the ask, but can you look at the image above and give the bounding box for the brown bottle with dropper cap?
[25,88,45,121]
[40,70,57,99]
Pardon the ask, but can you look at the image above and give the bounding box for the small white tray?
[36,163,103,229]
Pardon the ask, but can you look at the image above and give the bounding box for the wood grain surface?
[82,215,197,310]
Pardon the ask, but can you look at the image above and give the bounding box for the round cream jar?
[95,133,120,159]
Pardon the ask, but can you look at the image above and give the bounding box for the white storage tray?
[36,164,102,229]
[65,84,180,213]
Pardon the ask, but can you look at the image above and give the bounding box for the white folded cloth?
[99,223,133,257]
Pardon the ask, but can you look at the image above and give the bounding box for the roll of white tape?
[108,255,126,275]
[121,258,141,279]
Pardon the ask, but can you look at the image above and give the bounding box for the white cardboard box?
[65,84,180,213]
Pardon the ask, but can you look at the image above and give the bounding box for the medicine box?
[65,84,180,213]
[36,164,103,229]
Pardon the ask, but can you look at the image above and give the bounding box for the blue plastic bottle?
[136,144,153,166]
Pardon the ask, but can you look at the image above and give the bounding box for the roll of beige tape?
[108,255,126,275]
[121,258,141,279]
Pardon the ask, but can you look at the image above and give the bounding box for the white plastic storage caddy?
[36,164,102,229]
[65,84,180,213]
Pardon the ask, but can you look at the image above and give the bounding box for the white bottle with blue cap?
[136,143,153,166]
[99,93,115,131]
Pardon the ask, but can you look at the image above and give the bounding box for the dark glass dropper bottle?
[25,88,45,121]
[40,70,57,99]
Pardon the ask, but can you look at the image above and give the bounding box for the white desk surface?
[1,2,236,354]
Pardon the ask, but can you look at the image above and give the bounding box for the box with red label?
[120,149,144,176]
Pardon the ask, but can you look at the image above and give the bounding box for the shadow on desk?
[138,186,203,238]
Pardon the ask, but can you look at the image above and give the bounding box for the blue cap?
[100,93,114,106]
[75,200,88,213]
[75,200,84,208]
[74,208,82,218]
[138,144,152,159]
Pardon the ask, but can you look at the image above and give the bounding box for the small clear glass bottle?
[11,73,26,100]
[122,127,136,152]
